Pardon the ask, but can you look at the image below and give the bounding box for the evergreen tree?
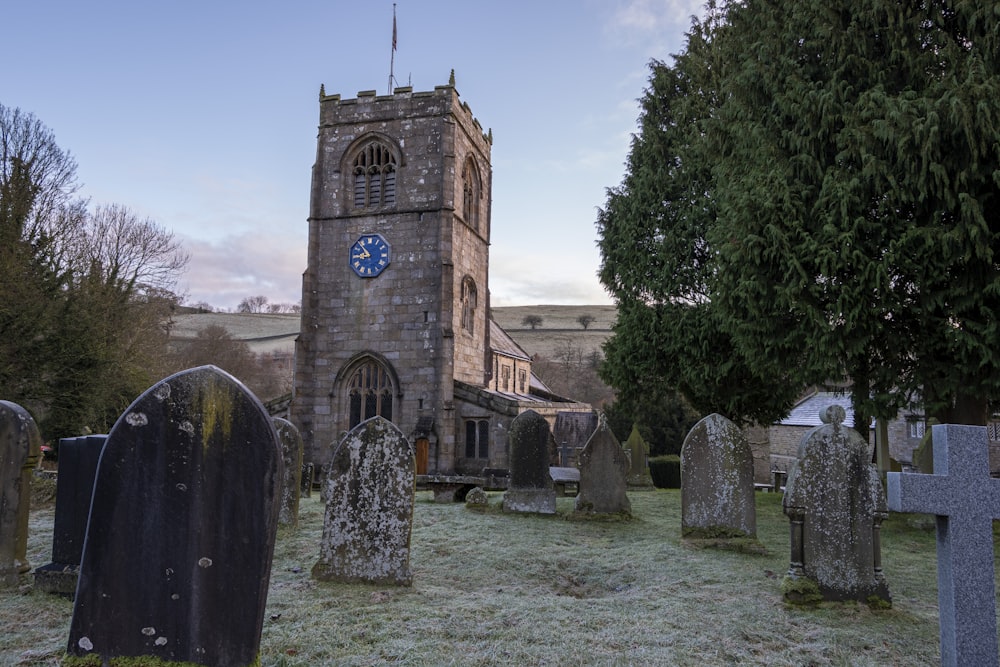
[598,1,1000,427]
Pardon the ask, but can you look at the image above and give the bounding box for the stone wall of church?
[292,85,492,475]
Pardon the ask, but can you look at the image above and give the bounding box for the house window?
[353,140,397,209]
[462,157,481,231]
[464,419,489,458]
[907,420,925,440]
[988,423,1000,442]
[461,277,477,334]
[347,359,394,428]
[518,369,527,394]
[501,365,511,392]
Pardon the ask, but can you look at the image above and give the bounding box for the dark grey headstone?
[34,434,106,595]
[273,417,303,527]
[681,413,756,539]
[887,424,1000,667]
[575,420,631,515]
[503,410,556,514]
[0,400,42,587]
[783,406,890,604]
[67,366,282,667]
[553,411,598,466]
[301,462,315,498]
[312,416,415,586]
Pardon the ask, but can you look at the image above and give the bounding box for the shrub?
[649,454,681,488]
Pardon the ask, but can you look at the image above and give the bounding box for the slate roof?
[779,391,860,428]
[489,319,531,361]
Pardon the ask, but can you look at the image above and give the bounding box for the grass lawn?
[1,487,980,666]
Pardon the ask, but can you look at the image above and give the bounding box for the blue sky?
[5,0,704,310]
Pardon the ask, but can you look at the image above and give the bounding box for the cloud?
[177,232,306,311]
[608,0,705,50]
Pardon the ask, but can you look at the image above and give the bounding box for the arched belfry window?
[346,357,395,428]
[462,157,481,231]
[353,139,397,209]
[461,276,477,334]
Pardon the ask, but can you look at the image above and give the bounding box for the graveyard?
[1,481,988,665]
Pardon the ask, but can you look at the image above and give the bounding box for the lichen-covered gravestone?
[575,419,631,516]
[312,416,415,586]
[887,424,1000,667]
[502,410,556,514]
[783,405,890,606]
[681,413,756,540]
[0,400,41,588]
[67,366,283,667]
[624,424,654,489]
[273,417,304,527]
[34,434,106,595]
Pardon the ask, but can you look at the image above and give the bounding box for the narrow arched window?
[353,140,397,209]
[460,277,477,334]
[462,157,481,231]
[347,358,394,428]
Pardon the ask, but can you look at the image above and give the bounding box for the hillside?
[491,305,616,360]
[169,306,617,362]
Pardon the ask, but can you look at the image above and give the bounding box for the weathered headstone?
[301,462,315,498]
[681,413,756,540]
[34,434,106,595]
[0,400,42,588]
[575,419,631,515]
[67,366,282,667]
[624,424,654,489]
[502,410,556,514]
[312,416,415,586]
[783,405,890,605]
[887,424,1000,667]
[274,417,304,527]
[464,486,489,509]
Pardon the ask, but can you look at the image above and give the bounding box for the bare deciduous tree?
[577,314,596,330]
[238,295,269,313]
[521,314,543,330]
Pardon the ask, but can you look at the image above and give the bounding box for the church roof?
[779,391,861,428]
[489,319,531,361]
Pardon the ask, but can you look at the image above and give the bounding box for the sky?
[5,0,705,310]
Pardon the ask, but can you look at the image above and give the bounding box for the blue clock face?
[349,234,391,277]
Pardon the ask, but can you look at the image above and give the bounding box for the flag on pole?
[392,6,397,52]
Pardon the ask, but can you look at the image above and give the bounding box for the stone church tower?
[292,78,594,477]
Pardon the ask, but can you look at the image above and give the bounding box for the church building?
[291,78,594,475]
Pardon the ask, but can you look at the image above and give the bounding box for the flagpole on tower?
[388,3,398,94]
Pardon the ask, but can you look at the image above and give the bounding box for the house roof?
[779,391,859,428]
[489,319,531,362]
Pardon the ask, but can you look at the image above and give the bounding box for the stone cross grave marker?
[0,400,42,588]
[34,434,106,595]
[783,405,890,605]
[503,410,556,514]
[67,366,282,667]
[575,418,631,515]
[313,416,415,586]
[887,424,1000,667]
[274,417,304,527]
[681,413,756,540]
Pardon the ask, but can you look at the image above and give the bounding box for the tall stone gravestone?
[67,366,282,667]
[503,410,556,514]
[681,413,756,540]
[887,424,1000,667]
[553,411,599,467]
[783,405,890,605]
[575,419,631,516]
[0,400,41,588]
[274,417,304,527]
[313,416,415,586]
[34,434,106,595]
[624,424,654,489]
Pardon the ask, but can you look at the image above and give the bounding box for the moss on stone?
[781,575,824,606]
[866,594,893,610]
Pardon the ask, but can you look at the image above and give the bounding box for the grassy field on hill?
[492,305,616,360]
[2,487,964,665]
